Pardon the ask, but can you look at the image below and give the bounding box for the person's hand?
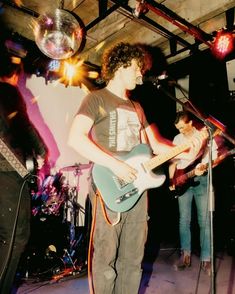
[110,160,137,184]
[169,184,176,191]
[176,128,208,161]
[194,163,207,176]
[169,178,176,191]
[190,127,208,149]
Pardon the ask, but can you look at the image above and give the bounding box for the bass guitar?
[171,148,235,197]
[92,139,200,212]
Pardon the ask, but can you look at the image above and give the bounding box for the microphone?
[136,73,169,85]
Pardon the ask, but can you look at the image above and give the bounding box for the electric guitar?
[0,137,35,179]
[92,139,200,212]
[171,148,235,197]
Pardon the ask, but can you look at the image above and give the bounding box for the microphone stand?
[157,80,235,145]
[155,80,235,294]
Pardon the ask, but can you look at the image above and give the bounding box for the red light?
[212,31,234,58]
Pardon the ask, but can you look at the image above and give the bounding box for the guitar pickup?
[113,176,129,189]
[115,188,138,204]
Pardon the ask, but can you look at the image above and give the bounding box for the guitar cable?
[96,189,121,226]
[87,189,121,294]
[87,191,96,294]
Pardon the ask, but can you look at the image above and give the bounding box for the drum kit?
[20,163,92,282]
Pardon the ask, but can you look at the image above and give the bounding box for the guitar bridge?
[115,188,138,204]
[113,176,129,189]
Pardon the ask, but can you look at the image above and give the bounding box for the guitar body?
[92,144,166,212]
[172,167,199,198]
[171,159,202,198]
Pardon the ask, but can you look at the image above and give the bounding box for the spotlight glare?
[213,30,234,58]
[59,59,84,86]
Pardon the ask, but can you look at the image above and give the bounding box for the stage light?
[58,58,85,87]
[34,9,84,60]
[212,30,234,59]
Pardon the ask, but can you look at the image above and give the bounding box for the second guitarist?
[169,111,225,276]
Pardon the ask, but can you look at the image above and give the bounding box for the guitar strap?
[130,100,149,144]
[0,137,29,178]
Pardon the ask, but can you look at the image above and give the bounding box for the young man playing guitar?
[169,111,224,276]
[68,42,206,293]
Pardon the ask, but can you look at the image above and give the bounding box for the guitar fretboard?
[143,143,189,171]
[0,138,29,178]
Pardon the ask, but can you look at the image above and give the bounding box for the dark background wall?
[133,47,235,259]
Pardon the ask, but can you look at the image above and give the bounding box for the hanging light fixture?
[34,8,84,60]
[211,8,235,59]
[212,29,234,59]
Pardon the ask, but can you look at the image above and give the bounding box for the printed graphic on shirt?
[109,110,117,148]
[108,108,141,151]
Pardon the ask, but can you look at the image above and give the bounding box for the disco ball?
[35,9,83,60]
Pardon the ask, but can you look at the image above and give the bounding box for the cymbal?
[59,163,91,172]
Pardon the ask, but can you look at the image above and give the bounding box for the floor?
[15,179,235,294]
[16,246,235,294]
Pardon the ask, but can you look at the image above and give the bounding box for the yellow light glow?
[63,62,76,80]
[88,71,99,79]
[59,59,84,86]
[95,41,105,52]
[14,0,23,6]
[11,56,21,64]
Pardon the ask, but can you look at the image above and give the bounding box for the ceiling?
[0,0,235,67]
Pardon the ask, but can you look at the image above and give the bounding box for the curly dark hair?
[101,42,150,81]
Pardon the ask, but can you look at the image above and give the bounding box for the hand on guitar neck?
[194,163,207,176]
[169,148,235,197]
[174,127,210,162]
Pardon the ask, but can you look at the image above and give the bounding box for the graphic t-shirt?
[77,88,148,154]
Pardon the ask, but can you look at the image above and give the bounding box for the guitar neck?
[143,127,213,172]
[143,143,189,171]
[0,137,29,178]
[177,148,235,183]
